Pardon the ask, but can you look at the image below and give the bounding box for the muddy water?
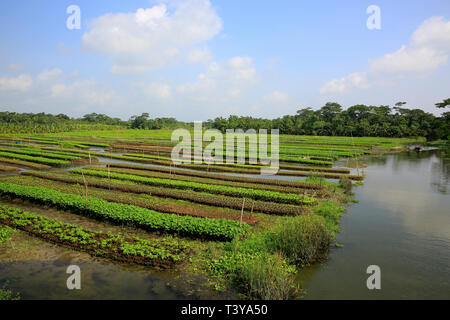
[0,200,230,300]
[0,229,184,299]
[297,149,450,299]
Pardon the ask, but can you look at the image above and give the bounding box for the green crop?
[0,147,80,160]
[0,204,186,265]
[0,151,70,166]
[0,182,250,240]
[22,171,305,216]
[71,168,317,205]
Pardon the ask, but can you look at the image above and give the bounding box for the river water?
[1,148,449,299]
[298,149,450,299]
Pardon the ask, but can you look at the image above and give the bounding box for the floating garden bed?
[0,182,250,241]
[0,204,187,268]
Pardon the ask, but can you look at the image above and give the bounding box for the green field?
[0,130,425,299]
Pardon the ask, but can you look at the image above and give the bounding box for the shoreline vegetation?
[0,117,446,299]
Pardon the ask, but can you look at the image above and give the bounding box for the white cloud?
[138,82,171,99]
[370,16,450,74]
[227,57,257,81]
[264,90,288,102]
[177,56,257,101]
[0,74,33,92]
[37,68,63,81]
[370,45,447,74]
[186,47,212,64]
[51,80,115,106]
[321,16,450,95]
[82,0,222,74]
[411,16,450,51]
[320,72,370,94]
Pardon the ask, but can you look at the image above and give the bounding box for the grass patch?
[206,214,332,299]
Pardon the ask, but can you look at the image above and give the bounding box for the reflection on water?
[299,149,450,299]
[0,227,229,300]
[0,200,232,300]
[0,259,182,300]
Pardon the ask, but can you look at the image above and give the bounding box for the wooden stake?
[88,152,91,164]
[81,169,88,210]
[107,164,111,189]
[240,198,246,227]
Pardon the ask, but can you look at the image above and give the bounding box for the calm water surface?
[298,149,450,299]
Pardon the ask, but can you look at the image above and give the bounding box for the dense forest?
[0,99,448,140]
[208,101,450,140]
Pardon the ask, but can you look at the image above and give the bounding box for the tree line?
[0,99,448,139]
[208,100,449,140]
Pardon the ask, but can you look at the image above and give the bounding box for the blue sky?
[0,0,449,121]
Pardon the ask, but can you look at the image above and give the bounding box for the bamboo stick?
[240,197,245,227]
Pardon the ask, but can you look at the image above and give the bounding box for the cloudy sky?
[0,0,449,121]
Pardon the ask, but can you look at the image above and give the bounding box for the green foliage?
[0,225,14,243]
[338,178,353,194]
[0,111,125,134]
[300,176,338,188]
[0,282,20,301]
[234,214,333,266]
[0,157,51,170]
[107,162,325,189]
[84,165,314,195]
[0,182,250,240]
[5,173,259,225]
[210,103,447,140]
[312,201,345,234]
[129,113,190,130]
[210,252,298,300]
[209,214,332,299]
[0,151,70,166]
[71,168,317,205]
[435,98,450,109]
[22,171,305,216]
[0,147,80,160]
[0,205,186,265]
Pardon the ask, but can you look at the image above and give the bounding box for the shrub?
[210,252,298,300]
[339,178,353,194]
[236,214,333,266]
[312,200,344,234]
